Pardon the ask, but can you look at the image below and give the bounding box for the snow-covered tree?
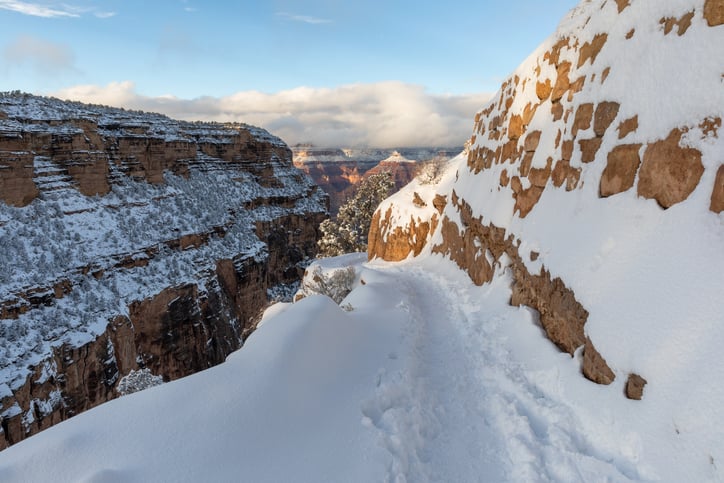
[317,172,394,257]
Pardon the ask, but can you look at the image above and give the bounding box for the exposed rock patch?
[704,0,724,26]
[637,129,704,208]
[711,165,724,213]
[600,144,642,197]
[625,373,648,400]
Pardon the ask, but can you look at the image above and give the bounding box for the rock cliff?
[0,93,327,448]
[370,0,724,399]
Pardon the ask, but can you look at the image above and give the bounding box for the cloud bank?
[52,81,490,148]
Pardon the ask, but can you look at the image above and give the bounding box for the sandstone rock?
[601,66,611,83]
[582,337,616,385]
[552,160,581,191]
[368,207,435,262]
[711,165,724,213]
[412,192,427,207]
[572,103,594,138]
[638,129,704,208]
[600,144,642,197]
[594,102,620,137]
[433,194,447,214]
[508,115,525,141]
[660,11,696,35]
[551,62,572,102]
[500,169,510,188]
[704,0,724,26]
[551,102,564,121]
[615,0,631,13]
[524,131,542,152]
[0,153,39,207]
[626,28,635,39]
[617,115,639,139]
[536,79,553,101]
[579,138,603,163]
[625,373,647,400]
[578,33,608,68]
[700,117,721,137]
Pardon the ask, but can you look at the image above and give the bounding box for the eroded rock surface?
[0,93,327,448]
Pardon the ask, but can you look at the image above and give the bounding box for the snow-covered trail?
[0,255,657,482]
[358,257,643,482]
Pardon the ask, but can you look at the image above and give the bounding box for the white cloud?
[94,11,116,18]
[3,35,76,74]
[52,81,492,148]
[276,12,332,25]
[0,0,78,17]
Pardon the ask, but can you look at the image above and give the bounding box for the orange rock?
[551,61,572,102]
[594,101,620,136]
[567,76,586,102]
[704,0,724,26]
[615,0,631,13]
[638,129,705,208]
[700,117,721,137]
[625,374,647,400]
[660,11,696,35]
[433,194,447,214]
[536,79,553,101]
[544,37,571,66]
[577,33,608,68]
[626,28,635,39]
[561,139,574,161]
[551,102,564,121]
[601,66,611,83]
[520,152,534,177]
[600,144,642,197]
[711,165,724,213]
[582,337,616,385]
[572,103,594,138]
[617,115,639,139]
[500,169,510,188]
[529,158,553,188]
[579,138,603,163]
[508,114,525,140]
[524,130,542,152]
[412,192,427,207]
[522,103,538,125]
[552,159,581,191]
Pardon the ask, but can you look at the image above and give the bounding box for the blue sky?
[0,0,579,147]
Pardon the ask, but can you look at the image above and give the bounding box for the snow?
[1,252,705,482]
[1,1,723,481]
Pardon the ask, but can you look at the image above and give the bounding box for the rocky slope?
[293,146,459,214]
[370,0,724,398]
[0,93,327,448]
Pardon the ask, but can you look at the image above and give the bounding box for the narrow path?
[361,259,641,482]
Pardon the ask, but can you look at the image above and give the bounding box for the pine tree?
[317,172,394,257]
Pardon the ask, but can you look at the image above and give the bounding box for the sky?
[0,0,579,147]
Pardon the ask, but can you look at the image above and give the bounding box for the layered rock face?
[0,93,327,448]
[293,146,460,214]
[370,0,724,399]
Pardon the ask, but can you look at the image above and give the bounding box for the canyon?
[292,146,460,214]
[0,93,327,448]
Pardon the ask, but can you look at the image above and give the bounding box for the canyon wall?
[0,93,327,448]
[369,0,724,400]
